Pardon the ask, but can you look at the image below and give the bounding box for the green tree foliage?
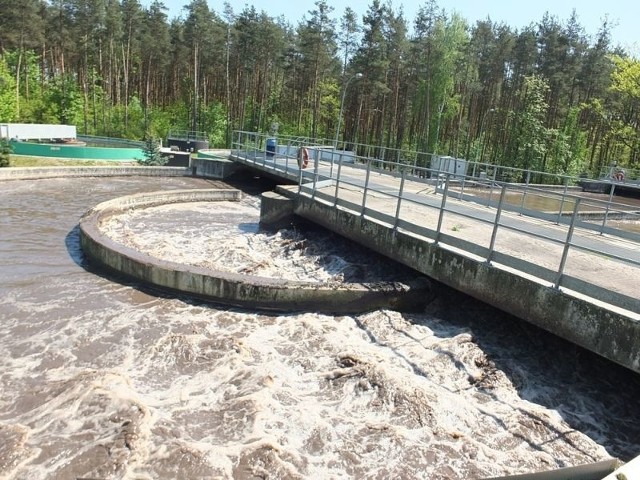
[0,139,11,167]
[42,74,84,125]
[546,106,588,176]
[139,129,165,165]
[0,0,637,180]
[0,56,17,121]
[509,75,552,175]
[338,8,360,75]
[0,0,44,119]
[407,4,467,157]
[296,0,338,138]
[609,55,640,168]
[350,0,390,148]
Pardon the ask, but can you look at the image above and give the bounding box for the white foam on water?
[101,201,416,283]
[0,177,638,479]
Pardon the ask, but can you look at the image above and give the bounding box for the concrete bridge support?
[259,191,296,230]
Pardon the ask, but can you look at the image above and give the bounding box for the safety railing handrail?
[232,130,639,238]
[77,135,145,148]
[231,130,639,313]
[167,130,208,142]
[233,130,640,188]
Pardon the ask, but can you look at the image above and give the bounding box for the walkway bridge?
[225,131,640,375]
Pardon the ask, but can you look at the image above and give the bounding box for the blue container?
[266,137,277,157]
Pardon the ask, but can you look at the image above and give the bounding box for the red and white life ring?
[297,147,309,169]
[612,171,625,182]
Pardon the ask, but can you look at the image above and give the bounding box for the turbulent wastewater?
[1,175,639,480]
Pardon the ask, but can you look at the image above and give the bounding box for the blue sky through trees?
[154,0,638,52]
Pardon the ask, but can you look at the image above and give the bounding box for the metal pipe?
[519,170,531,215]
[556,176,569,225]
[601,182,616,234]
[435,174,451,243]
[361,159,372,216]
[486,168,497,206]
[488,184,508,263]
[394,170,406,230]
[555,198,581,289]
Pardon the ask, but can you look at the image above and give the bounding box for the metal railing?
[167,130,209,142]
[598,165,640,182]
[77,135,145,148]
[231,130,640,314]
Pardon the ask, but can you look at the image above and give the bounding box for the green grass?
[8,155,135,167]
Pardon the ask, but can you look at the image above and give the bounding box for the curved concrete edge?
[604,454,640,479]
[79,189,431,314]
[485,458,621,479]
[0,166,190,180]
[294,195,640,374]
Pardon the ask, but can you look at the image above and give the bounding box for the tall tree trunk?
[193,41,199,131]
[15,49,22,120]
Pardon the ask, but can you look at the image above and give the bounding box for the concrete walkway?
[232,151,639,317]
[327,166,639,309]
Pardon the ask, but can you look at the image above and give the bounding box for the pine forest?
[1,0,639,178]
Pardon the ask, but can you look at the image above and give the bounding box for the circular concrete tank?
[79,189,431,313]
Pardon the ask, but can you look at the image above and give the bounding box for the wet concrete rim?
[78,188,431,313]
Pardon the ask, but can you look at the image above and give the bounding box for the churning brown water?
[1,175,639,479]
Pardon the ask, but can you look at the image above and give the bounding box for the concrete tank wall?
[191,157,238,179]
[9,140,144,160]
[259,191,296,230]
[79,189,431,313]
[0,166,190,180]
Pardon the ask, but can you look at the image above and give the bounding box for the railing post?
[459,169,467,199]
[330,145,337,179]
[600,183,616,234]
[334,152,344,207]
[285,138,292,172]
[253,133,258,161]
[394,170,406,230]
[433,155,443,196]
[435,174,451,243]
[298,147,304,194]
[312,149,319,200]
[361,159,372,216]
[519,170,531,215]
[556,175,569,225]
[486,167,498,207]
[555,198,581,289]
[487,184,508,263]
